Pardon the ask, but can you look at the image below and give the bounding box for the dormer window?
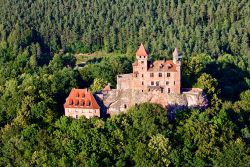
[80,100,84,107]
[86,101,91,106]
[82,93,85,98]
[69,99,73,105]
[76,93,79,97]
[160,64,164,68]
[75,100,79,106]
[167,64,172,69]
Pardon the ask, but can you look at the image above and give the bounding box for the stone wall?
[99,88,208,116]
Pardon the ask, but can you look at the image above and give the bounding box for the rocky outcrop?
[97,88,208,116]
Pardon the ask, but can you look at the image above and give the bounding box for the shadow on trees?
[205,62,249,101]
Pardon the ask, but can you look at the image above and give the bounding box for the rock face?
[96,88,208,116]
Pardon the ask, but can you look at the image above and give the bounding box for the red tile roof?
[148,60,177,72]
[64,89,100,109]
[136,43,148,57]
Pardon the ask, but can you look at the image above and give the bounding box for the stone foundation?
[97,88,208,116]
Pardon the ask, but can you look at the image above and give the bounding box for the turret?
[173,48,182,65]
[136,43,148,70]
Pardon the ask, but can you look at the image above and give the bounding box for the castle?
[117,44,181,94]
[64,44,208,118]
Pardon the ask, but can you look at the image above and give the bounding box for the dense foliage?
[0,0,249,166]
[0,0,249,57]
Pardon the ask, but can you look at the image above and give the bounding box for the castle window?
[156,81,160,86]
[124,104,127,109]
[142,74,144,77]
[168,88,170,93]
[151,81,154,85]
[142,81,144,85]
[141,61,144,64]
[140,56,141,58]
[142,90,144,92]
[150,73,154,77]
[135,74,138,77]
[166,81,169,85]
[167,73,170,77]
[174,81,175,85]
[159,73,162,77]
[161,88,164,93]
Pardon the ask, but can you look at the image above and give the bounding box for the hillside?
[0,0,249,166]
[0,0,249,57]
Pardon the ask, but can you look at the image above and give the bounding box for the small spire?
[136,43,148,57]
[173,48,179,57]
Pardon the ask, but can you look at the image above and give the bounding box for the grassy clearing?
[75,51,128,64]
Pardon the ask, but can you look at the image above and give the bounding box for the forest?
[0,0,249,166]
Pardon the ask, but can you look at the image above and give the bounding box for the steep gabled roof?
[136,43,148,57]
[148,60,177,72]
[64,88,100,109]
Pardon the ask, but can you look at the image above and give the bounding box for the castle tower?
[131,43,148,91]
[136,43,148,70]
[173,48,182,94]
